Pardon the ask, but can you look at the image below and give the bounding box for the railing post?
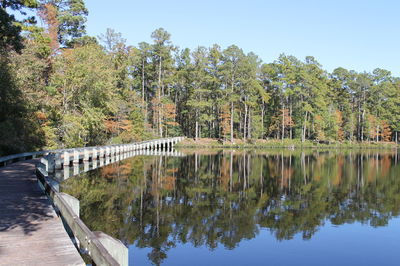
[55,153,63,170]
[99,147,104,158]
[63,151,70,166]
[84,148,90,161]
[91,159,98,170]
[63,166,70,180]
[48,154,55,173]
[111,146,115,156]
[40,157,49,172]
[84,161,89,172]
[73,164,79,176]
[73,149,79,164]
[92,147,98,160]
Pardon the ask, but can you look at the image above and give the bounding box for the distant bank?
[176,138,399,149]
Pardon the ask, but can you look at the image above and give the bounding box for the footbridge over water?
[0,137,185,266]
[53,148,185,183]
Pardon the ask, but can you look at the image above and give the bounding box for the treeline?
[1,1,399,155]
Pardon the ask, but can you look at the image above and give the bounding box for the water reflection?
[60,149,400,265]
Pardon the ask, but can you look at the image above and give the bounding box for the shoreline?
[176,138,399,150]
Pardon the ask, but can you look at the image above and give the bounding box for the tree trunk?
[230,101,234,143]
[248,108,251,139]
[361,108,365,142]
[230,80,234,143]
[281,104,285,141]
[261,103,265,139]
[244,102,247,140]
[302,111,308,142]
[358,102,361,141]
[195,109,199,141]
[289,102,293,139]
[158,56,163,137]
[142,59,145,103]
[239,110,242,139]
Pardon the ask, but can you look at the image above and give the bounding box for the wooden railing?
[0,150,51,167]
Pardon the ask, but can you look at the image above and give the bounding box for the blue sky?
[85,0,398,75]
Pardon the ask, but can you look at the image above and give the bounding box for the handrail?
[0,137,185,167]
[34,137,184,266]
[0,150,52,166]
[37,166,121,265]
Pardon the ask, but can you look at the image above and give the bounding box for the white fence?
[30,137,184,266]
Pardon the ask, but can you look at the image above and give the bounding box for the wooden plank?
[0,160,84,266]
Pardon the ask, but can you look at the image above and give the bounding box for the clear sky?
[84,0,399,75]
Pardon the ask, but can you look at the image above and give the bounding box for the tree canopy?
[1,1,399,155]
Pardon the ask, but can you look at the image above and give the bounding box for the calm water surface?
[60,149,400,266]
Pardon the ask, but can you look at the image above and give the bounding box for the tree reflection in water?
[61,149,400,265]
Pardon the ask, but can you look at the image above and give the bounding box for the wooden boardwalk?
[0,160,84,266]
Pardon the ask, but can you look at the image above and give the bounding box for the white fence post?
[73,149,79,164]
[63,151,70,166]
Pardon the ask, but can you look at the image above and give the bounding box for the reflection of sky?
[130,219,400,266]
[60,151,400,265]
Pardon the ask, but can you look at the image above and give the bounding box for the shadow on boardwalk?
[0,160,84,265]
[0,160,53,235]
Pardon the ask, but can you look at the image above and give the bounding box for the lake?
[60,149,400,266]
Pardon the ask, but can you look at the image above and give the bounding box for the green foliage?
[0,51,45,155]
[1,2,400,155]
[54,0,88,46]
[0,0,38,52]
